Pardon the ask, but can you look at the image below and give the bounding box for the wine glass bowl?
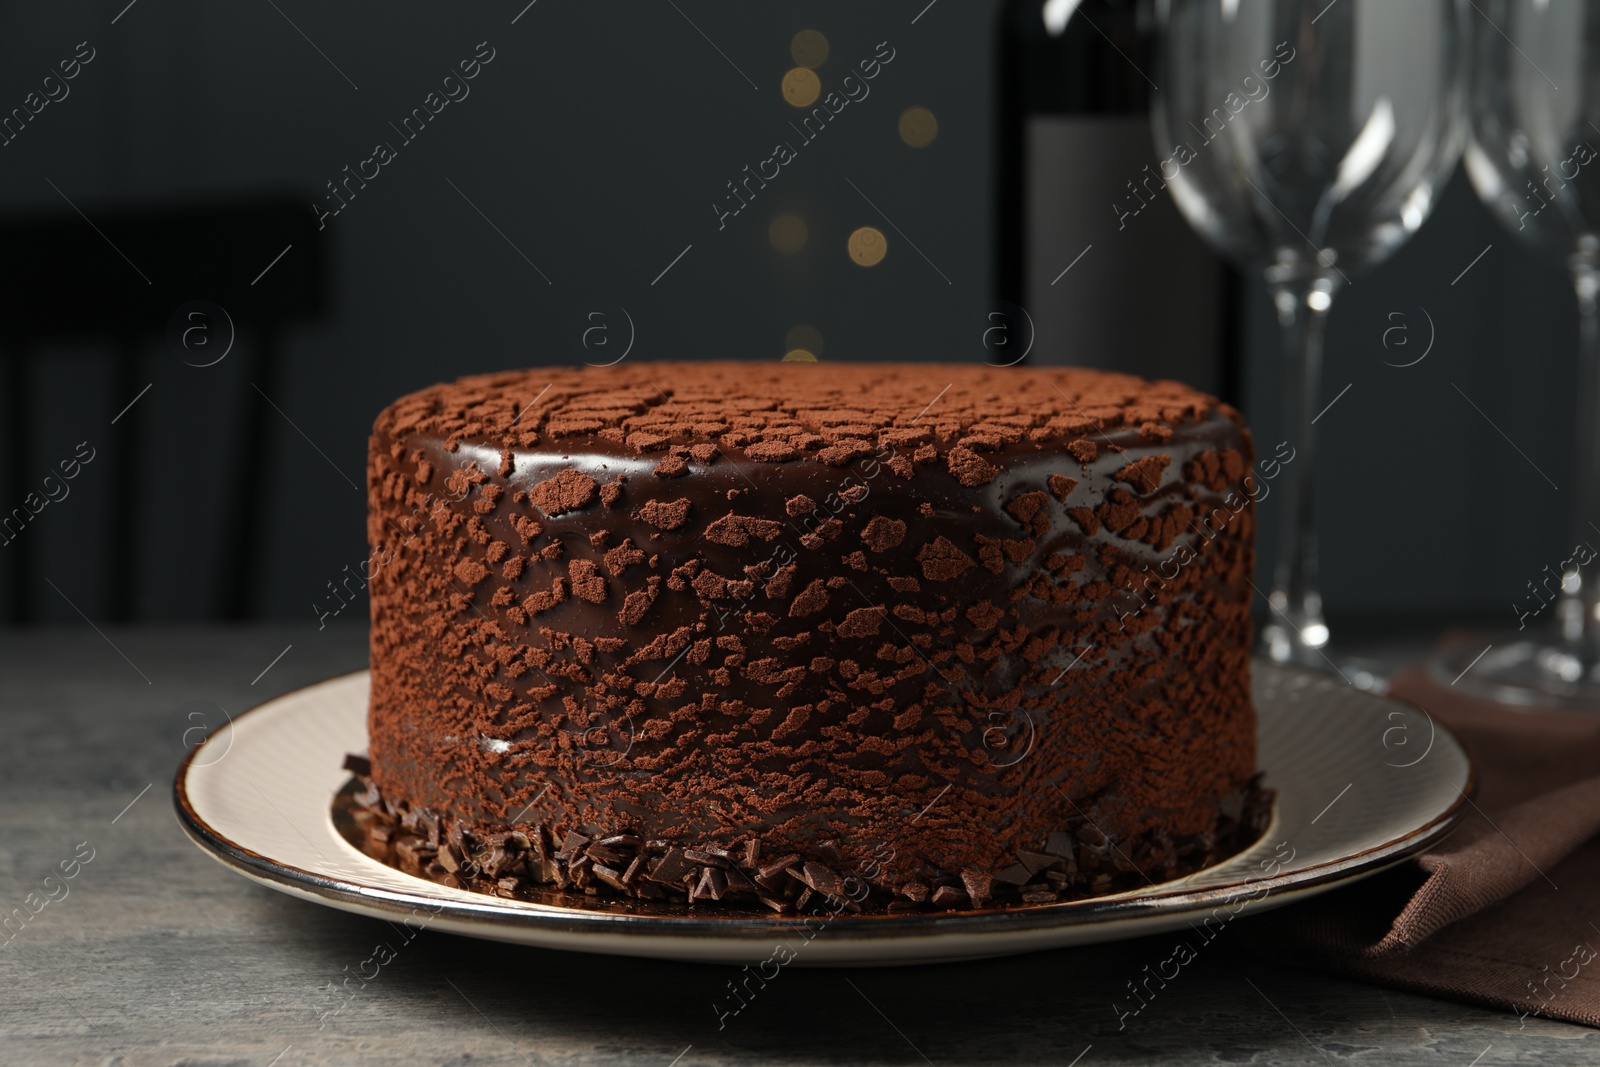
[1463,1,1600,264]
[1157,5,1464,279]
[1152,0,1467,671]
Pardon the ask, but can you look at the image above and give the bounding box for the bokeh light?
[848,226,888,267]
[790,30,829,69]
[785,324,824,356]
[782,67,821,108]
[782,349,818,362]
[768,213,809,254]
[898,106,939,148]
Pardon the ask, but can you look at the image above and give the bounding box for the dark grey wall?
[0,2,1573,634]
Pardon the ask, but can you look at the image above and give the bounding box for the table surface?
[1,622,1594,1067]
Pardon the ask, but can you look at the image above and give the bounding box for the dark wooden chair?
[0,195,328,622]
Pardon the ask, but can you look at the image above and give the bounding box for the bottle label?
[1024,114,1225,391]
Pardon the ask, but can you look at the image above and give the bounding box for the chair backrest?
[0,194,328,622]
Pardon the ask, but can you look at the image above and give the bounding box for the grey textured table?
[2,623,1594,1066]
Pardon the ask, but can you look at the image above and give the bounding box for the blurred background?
[0,0,1570,632]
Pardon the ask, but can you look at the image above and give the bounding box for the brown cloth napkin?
[1243,666,1600,1028]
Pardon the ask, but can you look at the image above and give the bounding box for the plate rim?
[173,666,1477,946]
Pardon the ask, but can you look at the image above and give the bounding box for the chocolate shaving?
[757,853,801,880]
[648,849,694,887]
[343,768,1272,914]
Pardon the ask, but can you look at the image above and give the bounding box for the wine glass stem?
[1264,279,1337,666]
[1561,265,1600,661]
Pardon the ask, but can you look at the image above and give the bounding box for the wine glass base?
[1427,633,1600,711]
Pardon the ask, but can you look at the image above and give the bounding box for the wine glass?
[1152,0,1467,673]
[1434,0,1600,706]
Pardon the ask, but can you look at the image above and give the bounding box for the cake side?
[363,362,1262,907]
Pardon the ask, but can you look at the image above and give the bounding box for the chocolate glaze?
[365,363,1260,905]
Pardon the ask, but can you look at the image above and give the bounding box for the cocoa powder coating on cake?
[362,362,1264,911]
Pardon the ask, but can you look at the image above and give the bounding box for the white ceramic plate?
[174,664,1472,966]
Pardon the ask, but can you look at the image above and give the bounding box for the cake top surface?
[375,364,1231,468]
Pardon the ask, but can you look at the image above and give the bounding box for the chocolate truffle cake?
[353,362,1268,912]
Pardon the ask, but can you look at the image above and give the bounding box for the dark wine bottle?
[994,0,1240,402]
